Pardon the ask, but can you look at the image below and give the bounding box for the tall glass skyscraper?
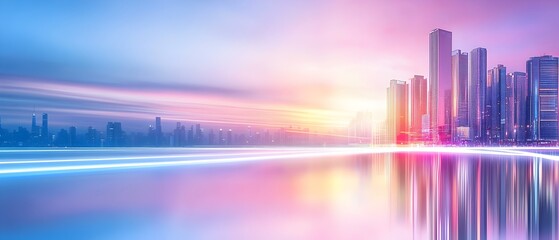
[429,29,452,143]
[527,55,559,142]
[451,50,468,142]
[508,72,528,143]
[487,64,506,144]
[504,72,515,142]
[386,80,409,144]
[468,48,487,143]
[410,75,427,140]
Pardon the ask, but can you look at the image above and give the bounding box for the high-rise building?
[508,72,528,143]
[31,113,39,136]
[41,113,49,145]
[30,113,41,146]
[173,122,186,147]
[348,112,373,144]
[451,50,469,142]
[69,126,77,147]
[195,124,203,144]
[504,73,515,142]
[208,129,215,145]
[429,29,452,143]
[468,48,487,143]
[487,65,507,144]
[410,75,427,140]
[219,129,224,145]
[106,122,123,147]
[527,55,559,142]
[386,80,409,144]
[155,117,162,146]
[227,129,233,145]
[86,127,99,147]
[54,129,69,147]
[187,126,194,144]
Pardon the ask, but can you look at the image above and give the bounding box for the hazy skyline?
[1,0,558,131]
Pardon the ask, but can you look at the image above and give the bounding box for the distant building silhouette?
[41,113,49,146]
[105,122,124,147]
[155,117,162,146]
[69,126,77,147]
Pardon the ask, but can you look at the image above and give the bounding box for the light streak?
[0,148,370,175]
[3,147,559,176]
[0,150,312,165]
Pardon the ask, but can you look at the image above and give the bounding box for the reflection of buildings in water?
[388,152,559,239]
[352,154,373,181]
[391,152,410,223]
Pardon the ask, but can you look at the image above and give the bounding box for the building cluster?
[347,111,373,144]
[0,115,345,147]
[386,28,559,145]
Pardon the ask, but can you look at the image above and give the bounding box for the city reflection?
[381,152,559,239]
[2,150,559,239]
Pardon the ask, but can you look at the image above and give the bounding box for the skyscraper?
[195,124,203,144]
[508,72,528,143]
[429,29,452,143]
[208,129,215,145]
[527,55,559,142]
[86,126,99,147]
[31,113,39,136]
[173,122,186,147]
[386,80,409,144]
[468,48,487,143]
[451,50,469,142]
[30,113,40,146]
[41,113,49,145]
[504,73,515,142]
[155,117,162,146]
[69,126,77,147]
[410,75,427,140]
[106,122,123,147]
[487,64,506,144]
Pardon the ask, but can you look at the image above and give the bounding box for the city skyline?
[1,1,559,131]
[386,27,559,145]
[0,114,340,147]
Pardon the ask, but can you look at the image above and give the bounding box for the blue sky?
[1,0,559,132]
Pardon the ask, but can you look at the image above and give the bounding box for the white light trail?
[0,150,313,165]
[2,147,559,176]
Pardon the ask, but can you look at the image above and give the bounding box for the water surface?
[1,148,559,239]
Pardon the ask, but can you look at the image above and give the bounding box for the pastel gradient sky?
[1,0,558,131]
